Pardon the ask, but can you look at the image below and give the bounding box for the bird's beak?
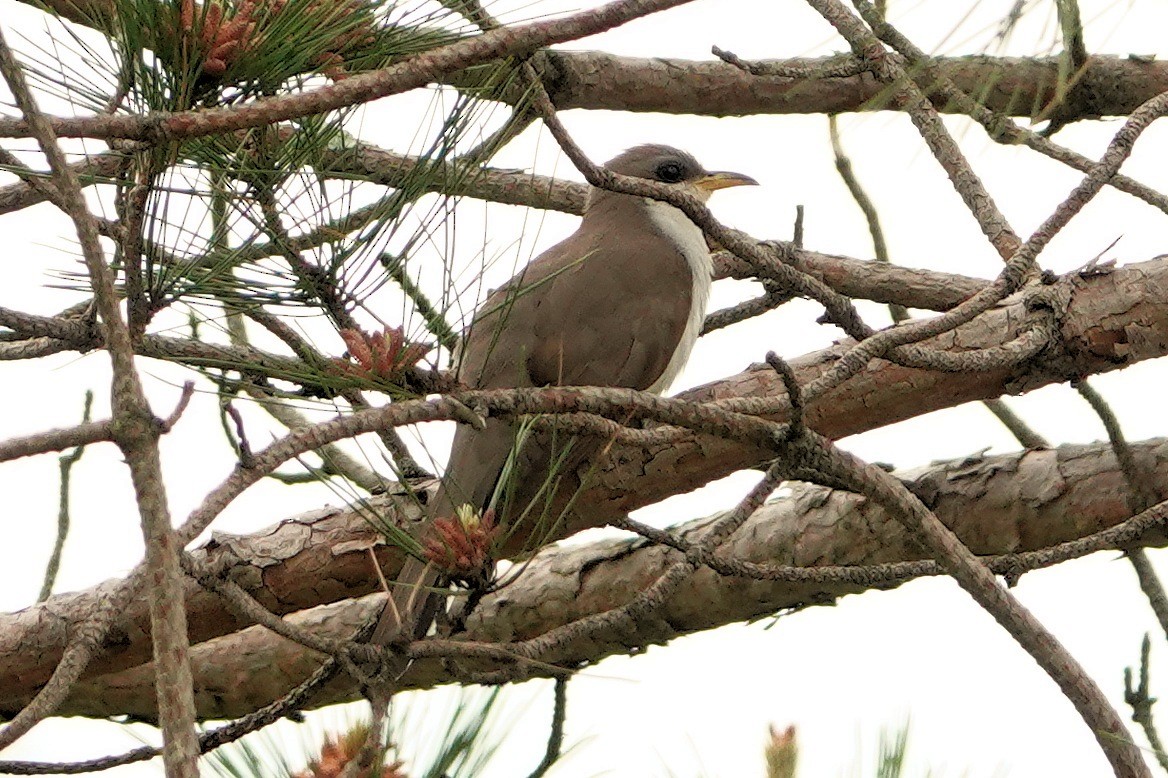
[693,171,759,193]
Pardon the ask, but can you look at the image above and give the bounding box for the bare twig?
[1075,380,1168,643]
[37,391,94,602]
[0,418,112,462]
[526,676,568,778]
[982,398,1049,450]
[1124,634,1168,772]
[826,115,905,321]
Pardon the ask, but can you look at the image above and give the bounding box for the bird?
[372,144,757,648]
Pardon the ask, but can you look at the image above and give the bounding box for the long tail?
[369,482,458,647]
[370,555,443,646]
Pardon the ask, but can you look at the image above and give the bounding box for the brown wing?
[440,205,693,535]
[524,210,693,390]
[438,231,594,521]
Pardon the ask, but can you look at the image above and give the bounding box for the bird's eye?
[654,161,685,183]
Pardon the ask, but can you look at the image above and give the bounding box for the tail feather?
[370,555,443,645]
[369,485,456,647]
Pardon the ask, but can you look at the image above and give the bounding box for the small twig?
[701,290,795,335]
[0,149,128,216]
[765,351,803,436]
[1039,0,1091,132]
[37,391,95,602]
[1124,634,1168,772]
[159,382,196,432]
[0,418,113,463]
[982,398,1049,450]
[116,150,162,339]
[1130,550,1168,646]
[442,0,500,31]
[0,146,65,210]
[222,401,255,468]
[827,114,905,322]
[1074,380,1168,640]
[526,676,569,778]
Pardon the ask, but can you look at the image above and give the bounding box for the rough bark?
[12,437,1167,721]
[8,0,1168,123]
[2,257,1168,710]
[519,51,1168,120]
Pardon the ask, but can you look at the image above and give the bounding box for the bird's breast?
[639,198,713,394]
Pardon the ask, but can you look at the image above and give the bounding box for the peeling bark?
[13,437,1166,721]
[2,259,1168,712]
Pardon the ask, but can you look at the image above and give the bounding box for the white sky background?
[2,0,1168,775]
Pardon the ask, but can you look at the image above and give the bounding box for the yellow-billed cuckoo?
[372,144,756,647]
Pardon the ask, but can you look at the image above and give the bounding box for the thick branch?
[2,258,1168,708]
[6,0,1168,123]
[0,0,700,141]
[11,437,1167,720]
[516,51,1168,120]
[0,140,987,313]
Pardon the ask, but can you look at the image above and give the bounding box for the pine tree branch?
[6,436,1166,721]
[2,255,1168,711]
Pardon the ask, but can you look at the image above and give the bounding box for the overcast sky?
[3,0,1168,775]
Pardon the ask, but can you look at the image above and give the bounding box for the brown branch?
[518,50,1168,121]
[2,245,1167,708]
[12,437,1167,720]
[0,418,113,462]
[0,0,701,142]
[7,0,1168,124]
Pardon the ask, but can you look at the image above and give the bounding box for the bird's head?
[600,144,758,203]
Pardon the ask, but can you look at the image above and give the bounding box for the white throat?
[640,198,713,395]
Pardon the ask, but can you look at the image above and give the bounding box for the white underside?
[641,198,713,395]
